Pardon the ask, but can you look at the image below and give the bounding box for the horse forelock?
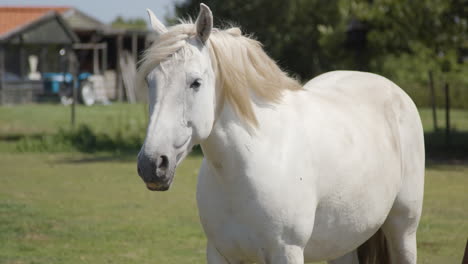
[137,24,194,86]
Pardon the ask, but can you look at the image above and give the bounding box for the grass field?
[0,104,147,136]
[1,104,467,136]
[1,104,467,263]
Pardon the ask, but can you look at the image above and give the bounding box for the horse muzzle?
[145,181,171,191]
[137,153,175,191]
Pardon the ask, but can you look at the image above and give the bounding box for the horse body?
[197,71,424,263]
[138,5,424,263]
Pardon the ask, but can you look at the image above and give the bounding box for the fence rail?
[0,81,44,105]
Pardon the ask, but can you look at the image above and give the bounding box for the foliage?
[377,44,468,109]
[348,0,468,109]
[112,16,147,30]
[175,0,342,78]
[174,0,468,108]
[349,0,467,57]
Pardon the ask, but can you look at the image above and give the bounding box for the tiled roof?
[0,6,71,36]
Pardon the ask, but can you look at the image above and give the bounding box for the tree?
[173,0,468,107]
[346,0,468,108]
[347,0,467,70]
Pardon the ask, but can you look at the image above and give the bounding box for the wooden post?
[428,70,438,131]
[102,43,107,73]
[93,46,99,75]
[116,34,124,102]
[68,49,78,128]
[444,82,450,146]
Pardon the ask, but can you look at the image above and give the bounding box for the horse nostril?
[157,155,169,170]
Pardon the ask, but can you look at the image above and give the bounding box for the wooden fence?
[0,81,44,105]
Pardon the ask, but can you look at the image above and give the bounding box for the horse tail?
[357,228,391,264]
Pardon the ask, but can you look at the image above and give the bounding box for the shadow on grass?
[425,129,468,166]
[57,151,204,165]
[58,153,139,164]
[0,133,43,141]
[57,145,204,164]
[4,124,466,166]
[7,125,144,153]
[0,124,205,164]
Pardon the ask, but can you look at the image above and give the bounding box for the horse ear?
[195,3,213,43]
[146,8,168,35]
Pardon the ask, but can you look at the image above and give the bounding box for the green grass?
[418,164,468,263]
[0,153,205,264]
[2,104,468,157]
[0,103,147,137]
[1,105,467,137]
[418,108,468,132]
[0,152,467,263]
[0,104,467,263]
[0,104,148,153]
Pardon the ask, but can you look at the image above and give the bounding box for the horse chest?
[196,162,318,261]
[197,188,271,261]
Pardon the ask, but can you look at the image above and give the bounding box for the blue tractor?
[42,72,96,106]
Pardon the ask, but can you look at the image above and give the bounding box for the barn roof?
[0,6,79,44]
[0,5,151,41]
[0,6,70,35]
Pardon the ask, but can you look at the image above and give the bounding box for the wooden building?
[60,7,153,102]
[0,6,154,105]
[0,7,79,104]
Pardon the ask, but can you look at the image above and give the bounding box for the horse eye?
[190,79,201,90]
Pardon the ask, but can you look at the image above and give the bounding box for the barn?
[0,6,153,105]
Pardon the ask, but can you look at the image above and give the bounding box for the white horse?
[136,4,424,264]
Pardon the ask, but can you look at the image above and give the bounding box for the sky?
[0,0,182,25]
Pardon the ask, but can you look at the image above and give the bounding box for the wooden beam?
[72,43,107,49]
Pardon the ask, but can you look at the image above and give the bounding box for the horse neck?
[200,101,256,172]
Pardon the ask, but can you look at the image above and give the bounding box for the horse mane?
[138,22,302,126]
